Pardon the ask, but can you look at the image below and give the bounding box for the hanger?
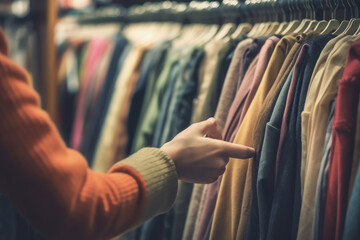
[294,19,311,33]
[214,23,236,40]
[247,23,261,37]
[227,1,252,39]
[267,1,281,35]
[354,3,360,34]
[232,23,252,39]
[319,0,340,34]
[338,0,357,35]
[341,7,360,35]
[333,20,350,34]
[304,0,322,33]
[281,0,301,34]
[319,19,339,34]
[310,0,328,33]
[304,20,318,33]
[293,0,312,33]
[346,0,360,35]
[272,0,287,34]
[261,0,280,36]
[275,21,288,34]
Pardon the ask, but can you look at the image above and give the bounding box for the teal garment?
[256,68,294,240]
[132,48,181,152]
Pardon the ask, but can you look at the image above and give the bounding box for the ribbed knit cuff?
[117,147,178,223]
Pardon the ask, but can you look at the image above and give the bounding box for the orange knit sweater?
[0,29,178,239]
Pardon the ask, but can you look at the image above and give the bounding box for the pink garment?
[275,44,309,182]
[70,39,110,150]
[224,36,281,142]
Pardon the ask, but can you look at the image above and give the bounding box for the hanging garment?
[151,48,206,240]
[139,60,181,240]
[70,39,111,150]
[80,36,129,164]
[80,41,115,152]
[192,38,263,240]
[167,49,204,240]
[256,67,295,240]
[132,48,181,152]
[182,36,235,240]
[251,40,311,240]
[190,38,255,240]
[343,52,360,237]
[224,36,280,143]
[348,96,360,199]
[128,41,172,155]
[210,34,298,240]
[297,34,360,240]
[312,98,336,240]
[322,40,360,240]
[274,34,336,240]
[58,44,84,145]
[343,154,360,240]
[300,35,344,194]
[139,46,206,240]
[252,33,316,153]
[126,41,171,156]
[93,43,152,173]
[236,37,268,89]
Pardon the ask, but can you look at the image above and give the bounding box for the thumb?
[197,118,223,140]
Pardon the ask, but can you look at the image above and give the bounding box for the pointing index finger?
[221,141,255,159]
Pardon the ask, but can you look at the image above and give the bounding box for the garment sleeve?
[0,30,178,240]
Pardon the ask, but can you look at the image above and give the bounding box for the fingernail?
[249,148,256,155]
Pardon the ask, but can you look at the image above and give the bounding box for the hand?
[161,118,255,183]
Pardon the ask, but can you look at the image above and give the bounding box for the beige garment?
[192,38,254,239]
[348,97,360,200]
[92,44,151,173]
[300,35,345,194]
[297,35,360,240]
[182,35,235,240]
[210,35,297,240]
[192,36,234,123]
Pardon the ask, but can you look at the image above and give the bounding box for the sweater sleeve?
[0,30,178,240]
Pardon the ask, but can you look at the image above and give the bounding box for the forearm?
[0,38,178,239]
